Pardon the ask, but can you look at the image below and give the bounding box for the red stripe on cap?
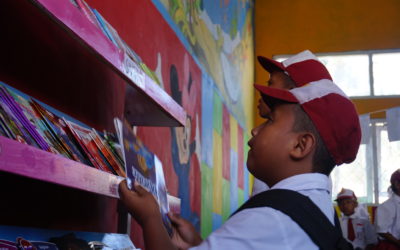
[254,84,298,103]
[286,59,333,87]
[301,94,361,165]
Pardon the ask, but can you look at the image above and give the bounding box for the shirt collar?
[393,193,400,203]
[341,213,357,220]
[271,173,331,194]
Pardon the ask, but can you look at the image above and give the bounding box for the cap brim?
[258,56,286,73]
[254,84,298,103]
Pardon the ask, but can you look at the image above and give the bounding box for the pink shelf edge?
[35,0,186,126]
[0,136,124,198]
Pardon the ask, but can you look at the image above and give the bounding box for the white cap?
[336,188,357,201]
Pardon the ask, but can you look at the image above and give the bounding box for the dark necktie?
[347,218,355,241]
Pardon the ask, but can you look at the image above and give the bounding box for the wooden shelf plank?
[0,136,124,198]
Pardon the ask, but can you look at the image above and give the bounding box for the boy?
[336,188,377,249]
[374,169,400,249]
[119,50,362,249]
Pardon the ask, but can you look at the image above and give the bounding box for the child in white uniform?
[118,50,362,250]
[375,169,400,249]
[336,188,377,250]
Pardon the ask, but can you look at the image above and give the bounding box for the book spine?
[91,9,118,46]
[0,89,38,147]
[3,87,51,151]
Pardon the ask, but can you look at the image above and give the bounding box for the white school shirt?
[190,173,334,250]
[251,178,269,196]
[339,214,378,249]
[375,193,400,239]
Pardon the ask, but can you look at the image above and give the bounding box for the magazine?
[30,100,90,163]
[8,89,67,155]
[66,120,115,174]
[90,129,126,177]
[0,87,51,151]
[154,156,172,234]
[114,118,172,234]
[0,87,38,147]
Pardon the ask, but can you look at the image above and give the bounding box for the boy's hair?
[390,169,400,193]
[391,180,399,193]
[292,105,336,175]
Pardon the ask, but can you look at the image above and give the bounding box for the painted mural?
[154,0,254,131]
[145,0,254,236]
[86,0,254,243]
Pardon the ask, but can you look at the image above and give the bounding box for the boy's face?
[247,72,298,185]
[337,198,357,216]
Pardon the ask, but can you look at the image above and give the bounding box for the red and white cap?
[336,188,357,201]
[255,50,361,165]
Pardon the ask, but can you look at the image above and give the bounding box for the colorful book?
[115,118,172,234]
[0,110,16,139]
[102,130,125,167]
[0,87,38,147]
[7,88,63,153]
[0,87,42,145]
[66,120,114,174]
[102,17,125,50]
[154,156,172,235]
[30,100,89,163]
[90,129,126,177]
[92,9,118,46]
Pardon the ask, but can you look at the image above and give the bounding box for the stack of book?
[0,81,126,177]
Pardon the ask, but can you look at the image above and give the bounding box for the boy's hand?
[119,180,162,226]
[168,213,202,249]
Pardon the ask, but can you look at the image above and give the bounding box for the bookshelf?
[0,0,186,131]
[0,0,186,235]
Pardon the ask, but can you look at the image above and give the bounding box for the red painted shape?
[222,105,231,180]
[190,153,201,216]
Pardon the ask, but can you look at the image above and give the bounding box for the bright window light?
[373,53,400,95]
[318,55,370,97]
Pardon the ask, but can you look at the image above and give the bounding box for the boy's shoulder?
[378,196,399,209]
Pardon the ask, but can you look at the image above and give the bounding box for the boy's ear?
[289,132,316,160]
